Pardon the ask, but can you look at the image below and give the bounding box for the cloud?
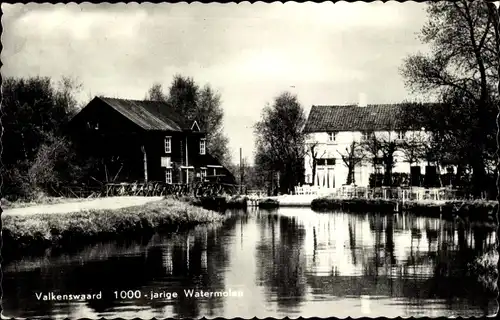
[1,2,429,163]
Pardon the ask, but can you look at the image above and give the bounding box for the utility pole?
[239,147,243,194]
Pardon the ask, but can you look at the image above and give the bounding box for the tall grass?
[467,249,499,295]
[2,198,225,257]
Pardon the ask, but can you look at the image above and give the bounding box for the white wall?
[304,130,432,187]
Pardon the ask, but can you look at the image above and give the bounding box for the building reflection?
[256,208,496,314]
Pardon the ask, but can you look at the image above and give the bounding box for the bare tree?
[305,139,326,185]
[338,141,365,185]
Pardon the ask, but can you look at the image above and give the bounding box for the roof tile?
[304,104,413,132]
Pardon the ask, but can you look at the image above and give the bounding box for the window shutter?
[161,157,171,168]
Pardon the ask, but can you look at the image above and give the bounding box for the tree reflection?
[255,213,307,310]
[3,210,497,318]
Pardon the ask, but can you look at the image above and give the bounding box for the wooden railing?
[294,185,470,201]
[48,181,247,199]
[103,181,241,198]
[48,184,104,198]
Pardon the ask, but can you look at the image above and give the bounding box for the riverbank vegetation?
[311,198,396,213]
[174,194,248,211]
[404,200,498,221]
[311,197,498,221]
[467,249,499,295]
[2,198,225,259]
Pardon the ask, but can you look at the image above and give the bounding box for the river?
[2,207,498,318]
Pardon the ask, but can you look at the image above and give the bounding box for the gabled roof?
[191,120,201,131]
[303,104,430,133]
[96,97,193,132]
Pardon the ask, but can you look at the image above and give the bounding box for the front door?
[183,168,195,184]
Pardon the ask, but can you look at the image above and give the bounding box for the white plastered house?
[302,102,434,189]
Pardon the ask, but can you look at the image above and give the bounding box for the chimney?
[358,92,367,107]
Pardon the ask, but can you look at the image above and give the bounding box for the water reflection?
[2,208,497,318]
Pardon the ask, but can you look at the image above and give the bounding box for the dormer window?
[164,136,171,153]
[327,131,337,142]
[200,138,206,155]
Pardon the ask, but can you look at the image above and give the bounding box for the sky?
[1,2,430,164]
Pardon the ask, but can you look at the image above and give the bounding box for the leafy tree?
[144,82,168,102]
[167,75,199,122]
[2,76,78,165]
[254,143,277,195]
[144,75,230,164]
[400,1,499,196]
[196,85,230,166]
[1,76,83,198]
[254,92,306,194]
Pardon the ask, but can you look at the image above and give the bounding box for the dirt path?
[2,196,163,216]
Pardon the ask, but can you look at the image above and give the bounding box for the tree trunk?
[456,164,464,188]
[383,161,393,186]
[346,163,354,185]
[471,159,486,198]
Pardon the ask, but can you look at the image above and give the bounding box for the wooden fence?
[294,185,475,201]
[49,181,242,199]
[103,181,240,198]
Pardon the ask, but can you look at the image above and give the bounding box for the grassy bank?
[2,198,225,259]
[311,197,396,213]
[258,198,280,209]
[311,197,498,219]
[1,196,95,210]
[402,200,498,221]
[467,249,499,295]
[175,195,248,210]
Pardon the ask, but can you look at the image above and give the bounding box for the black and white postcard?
[1,1,498,318]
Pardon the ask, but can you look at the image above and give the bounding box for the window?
[327,131,337,142]
[326,158,336,166]
[397,131,405,140]
[201,168,207,180]
[161,157,171,168]
[361,131,373,141]
[200,138,206,155]
[86,121,99,130]
[164,136,171,153]
[165,169,172,184]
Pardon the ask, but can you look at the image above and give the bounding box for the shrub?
[467,249,499,295]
